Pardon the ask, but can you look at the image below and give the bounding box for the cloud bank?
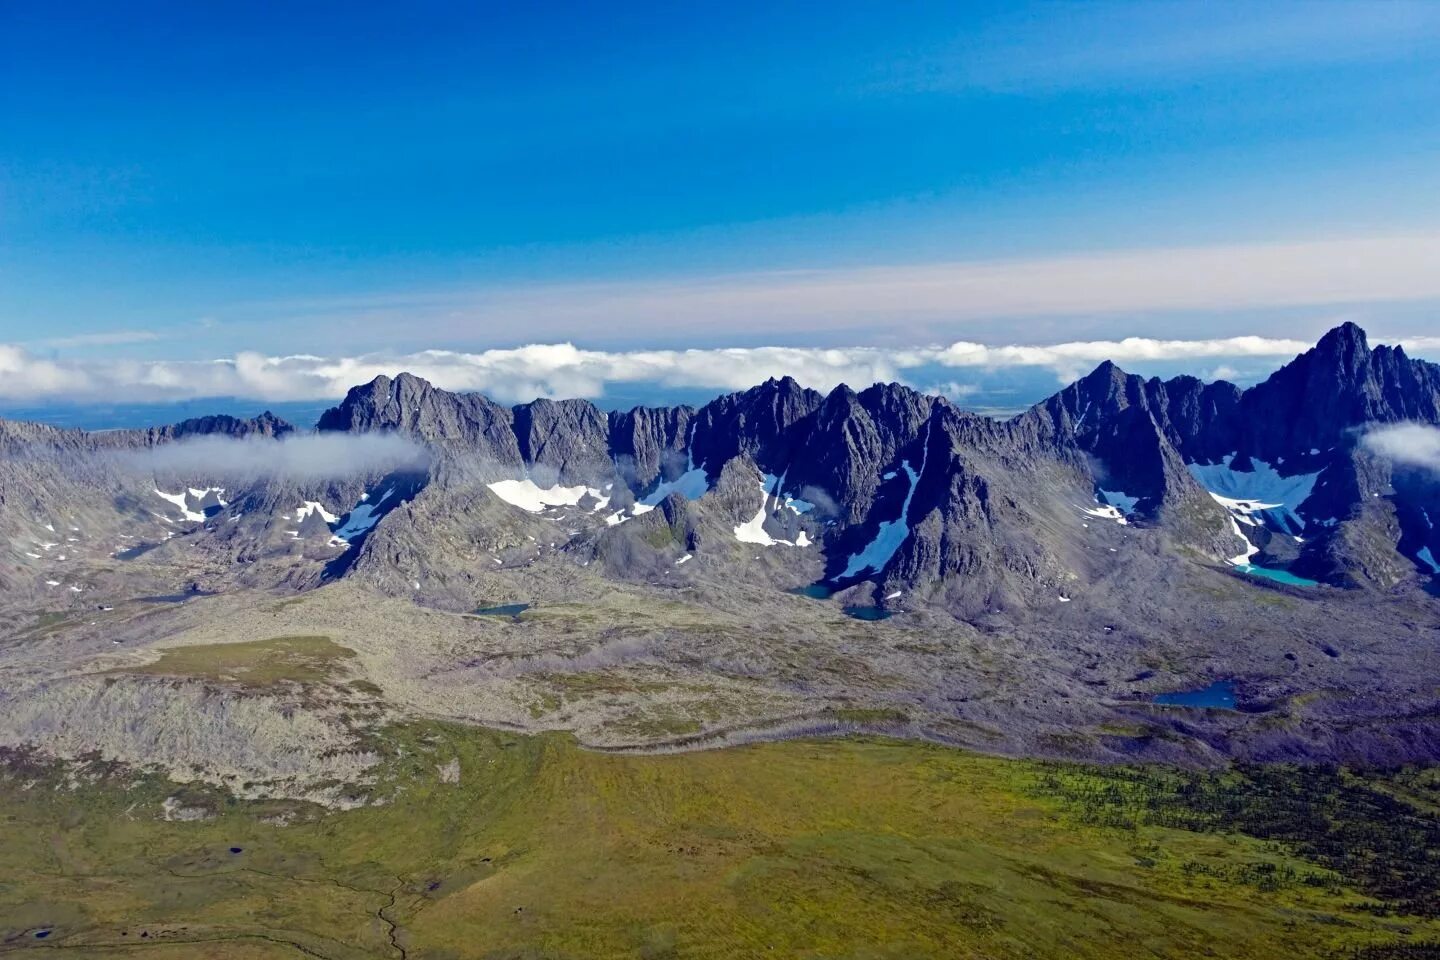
[10,333,1436,407]
[117,433,430,480]
[1362,423,1440,473]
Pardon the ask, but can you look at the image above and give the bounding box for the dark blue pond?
[114,542,158,560]
[474,603,530,618]
[1153,680,1237,710]
[843,606,892,621]
[137,588,218,604]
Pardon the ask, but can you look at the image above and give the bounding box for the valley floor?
[4,724,1440,959]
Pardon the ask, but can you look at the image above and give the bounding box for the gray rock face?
[790,382,938,525]
[607,405,694,491]
[690,376,824,470]
[143,411,295,442]
[512,398,613,484]
[318,372,522,465]
[1238,322,1440,459]
[1038,323,1440,586]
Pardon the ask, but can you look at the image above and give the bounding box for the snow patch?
[1083,504,1129,525]
[154,486,224,523]
[841,422,931,579]
[733,509,799,546]
[761,472,814,514]
[733,468,814,547]
[1097,488,1139,516]
[295,501,338,524]
[639,429,709,508]
[675,553,692,565]
[333,487,395,541]
[1189,455,1320,533]
[639,468,709,507]
[487,478,607,513]
[1225,516,1261,567]
[1418,546,1439,575]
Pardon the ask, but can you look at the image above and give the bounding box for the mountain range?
[4,322,1440,779]
[5,323,1440,612]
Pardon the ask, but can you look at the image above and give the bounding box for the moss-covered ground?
[118,636,355,688]
[3,725,1440,959]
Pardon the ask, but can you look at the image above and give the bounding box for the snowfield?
[841,423,931,579]
[1188,455,1320,533]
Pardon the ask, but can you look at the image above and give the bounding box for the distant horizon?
[6,321,1434,432]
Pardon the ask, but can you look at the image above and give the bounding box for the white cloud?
[1362,423,1440,473]
[117,432,429,480]
[924,382,981,401]
[0,333,1389,406]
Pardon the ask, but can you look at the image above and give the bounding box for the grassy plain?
[3,725,1439,959]
[119,635,355,688]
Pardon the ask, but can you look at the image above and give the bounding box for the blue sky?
[2,1,1439,409]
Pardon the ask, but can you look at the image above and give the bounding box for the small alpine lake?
[1235,564,1319,587]
[474,603,531,619]
[1153,680,1238,710]
[136,588,218,604]
[843,605,892,621]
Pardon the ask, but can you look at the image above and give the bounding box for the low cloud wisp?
[118,432,430,481]
[8,333,1432,407]
[1362,423,1440,473]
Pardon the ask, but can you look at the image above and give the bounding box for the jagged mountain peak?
[316,370,516,448]
[1037,359,1148,436]
[856,379,933,410]
[1082,358,1126,382]
[737,374,824,411]
[1238,322,1440,459]
[8,322,1434,606]
[757,374,806,394]
[150,411,296,441]
[1312,319,1370,360]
